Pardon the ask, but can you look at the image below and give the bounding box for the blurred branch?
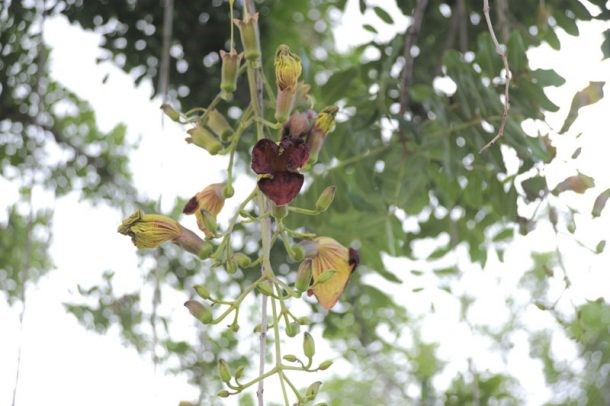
[399,0,429,117]
[479,0,511,153]
[159,0,174,102]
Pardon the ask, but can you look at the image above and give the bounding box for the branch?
[398,0,429,116]
[158,0,174,102]
[479,0,511,153]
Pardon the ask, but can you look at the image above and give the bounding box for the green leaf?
[531,69,565,87]
[521,176,547,202]
[320,67,359,103]
[592,188,610,217]
[602,29,610,60]
[373,6,393,24]
[596,240,606,253]
[507,31,527,73]
[362,24,378,34]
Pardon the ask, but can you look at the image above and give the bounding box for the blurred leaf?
[560,81,605,133]
[552,173,595,194]
[373,6,393,24]
[592,188,610,217]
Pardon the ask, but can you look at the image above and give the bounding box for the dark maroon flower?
[251,138,309,205]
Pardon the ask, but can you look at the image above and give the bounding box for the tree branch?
[399,0,429,116]
[479,0,511,153]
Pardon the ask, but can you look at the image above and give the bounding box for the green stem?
[288,206,321,216]
[271,297,290,406]
[198,93,223,125]
[211,276,263,324]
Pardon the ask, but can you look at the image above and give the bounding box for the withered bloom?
[118,210,181,249]
[251,138,309,206]
[183,183,225,237]
[307,106,339,165]
[304,237,359,309]
[275,44,302,91]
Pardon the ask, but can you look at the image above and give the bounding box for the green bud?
[305,381,322,401]
[318,360,333,370]
[297,316,310,325]
[206,109,233,141]
[253,323,263,333]
[234,13,261,62]
[257,282,275,297]
[184,300,213,324]
[218,359,232,383]
[222,183,235,198]
[290,244,304,261]
[272,204,288,219]
[230,322,240,332]
[220,49,243,97]
[200,209,218,235]
[197,241,214,259]
[283,354,298,362]
[217,390,230,398]
[225,259,237,274]
[232,252,252,268]
[234,366,245,380]
[315,185,336,212]
[286,321,300,337]
[160,103,181,122]
[186,126,222,155]
[194,284,211,300]
[295,260,312,293]
[303,332,315,358]
[315,269,336,285]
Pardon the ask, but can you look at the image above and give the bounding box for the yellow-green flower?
[307,106,339,165]
[274,44,302,91]
[182,183,225,237]
[306,237,359,309]
[117,210,181,249]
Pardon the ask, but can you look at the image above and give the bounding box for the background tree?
[2,0,610,404]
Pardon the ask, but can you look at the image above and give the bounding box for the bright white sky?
[1,1,610,405]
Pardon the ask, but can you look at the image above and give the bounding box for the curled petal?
[251,139,280,174]
[258,172,304,206]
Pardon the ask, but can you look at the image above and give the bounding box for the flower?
[307,106,339,165]
[274,44,302,92]
[251,138,309,206]
[117,209,181,248]
[305,237,359,309]
[183,183,225,237]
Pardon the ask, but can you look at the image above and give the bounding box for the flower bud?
[183,184,225,238]
[234,12,261,62]
[303,332,315,358]
[318,360,333,370]
[220,48,243,97]
[217,390,230,398]
[283,110,314,141]
[295,259,312,293]
[218,359,232,383]
[206,109,233,141]
[291,244,304,262]
[194,284,211,300]
[184,300,213,324]
[160,103,181,122]
[225,259,237,274]
[222,183,235,198]
[315,185,336,212]
[257,282,275,297]
[307,106,339,165]
[274,44,301,92]
[234,366,245,380]
[297,316,310,325]
[305,381,322,401]
[186,126,222,155]
[283,354,298,362]
[118,210,181,249]
[230,322,240,332]
[286,321,300,337]
[232,252,252,268]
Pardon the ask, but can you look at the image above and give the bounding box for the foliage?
[3,0,610,405]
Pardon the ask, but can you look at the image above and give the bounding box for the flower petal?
[280,139,309,171]
[258,171,304,206]
[251,139,279,174]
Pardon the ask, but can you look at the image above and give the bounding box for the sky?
[1,1,610,405]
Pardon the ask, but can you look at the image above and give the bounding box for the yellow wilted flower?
[274,44,302,91]
[117,210,181,249]
[182,183,225,238]
[305,237,359,309]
